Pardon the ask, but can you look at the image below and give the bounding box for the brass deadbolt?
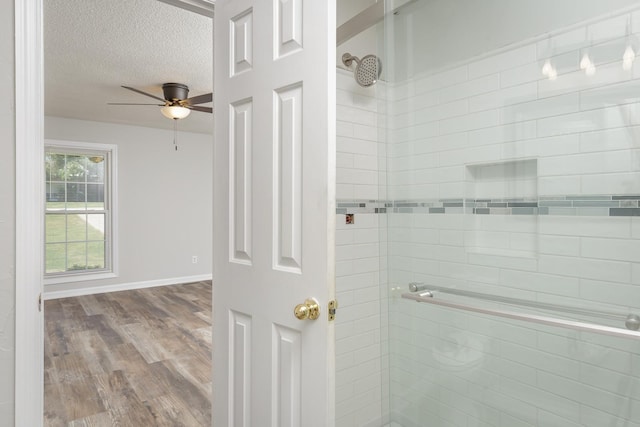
[294,298,320,320]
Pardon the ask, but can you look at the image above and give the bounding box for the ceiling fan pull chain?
[173,119,178,151]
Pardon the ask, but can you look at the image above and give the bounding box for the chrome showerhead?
[342,52,382,87]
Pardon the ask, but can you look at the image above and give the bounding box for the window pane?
[86,184,105,209]
[66,183,86,209]
[87,158,105,183]
[65,155,86,182]
[45,153,52,181]
[46,153,65,182]
[67,242,87,270]
[45,215,66,243]
[87,214,105,240]
[46,183,66,209]
[67,214,87,241]
[45,243,66,273]
[87,241,105,269]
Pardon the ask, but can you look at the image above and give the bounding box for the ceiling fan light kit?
[108,82,213,151]
[161,105,191,119]
[109,82,213,120]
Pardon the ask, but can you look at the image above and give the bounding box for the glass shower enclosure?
[381,1,640,425]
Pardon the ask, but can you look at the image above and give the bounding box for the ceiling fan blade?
[185,93,213,105]
[188,105,213,113]
[121,85,166,102]
[107,103,165,106]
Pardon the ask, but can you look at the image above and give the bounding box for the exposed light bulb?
[548,67,558,81]
[580,53,592,70]
[623,45,636,70]
[541,59,552,76]
[585,63,596,76]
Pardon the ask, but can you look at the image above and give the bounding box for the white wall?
[386,4,640,426]
[44,117,212,295]
[0,0,15,422]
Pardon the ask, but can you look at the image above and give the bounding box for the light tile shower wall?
[387,7,640,427]
[335,69,387,427]
[337,69,383,201]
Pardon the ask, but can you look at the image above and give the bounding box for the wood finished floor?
[44,281,212,426]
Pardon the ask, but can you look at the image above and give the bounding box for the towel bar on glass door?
[403,283,640,339]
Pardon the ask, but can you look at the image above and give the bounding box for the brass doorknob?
[294,298,320,320]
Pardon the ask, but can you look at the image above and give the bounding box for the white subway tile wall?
[336,69,387,427]
[384,6,640,427]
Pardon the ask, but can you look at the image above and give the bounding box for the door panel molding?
[229,310,252,427]
[273,83,303,273]
[275,0,303,58]
[230,99,254,265]
[272,324,302,427]
[230,8,254,77]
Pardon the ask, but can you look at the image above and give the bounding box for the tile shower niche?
[464,159,538,259]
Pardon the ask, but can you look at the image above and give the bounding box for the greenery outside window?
[45,140,117,283]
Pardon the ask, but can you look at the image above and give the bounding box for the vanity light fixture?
[580,52,592,70]
[585,61,596,76]
[623,45,636,70]
[542,59,557,80]
[541,36,557,81]
[623,18,636,71]
[581,32,596,77]
[580,52,596,76]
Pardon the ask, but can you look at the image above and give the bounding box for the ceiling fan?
[109,83,212,120]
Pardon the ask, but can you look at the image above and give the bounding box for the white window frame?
[44,139,118,285]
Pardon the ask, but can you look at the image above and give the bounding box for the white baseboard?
[43,274,213,300]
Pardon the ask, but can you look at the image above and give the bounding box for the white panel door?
[213,1,336,426]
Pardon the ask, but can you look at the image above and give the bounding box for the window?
[44,140,117,283]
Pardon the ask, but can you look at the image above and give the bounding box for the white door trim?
[14,0,45,425]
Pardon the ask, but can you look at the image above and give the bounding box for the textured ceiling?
[45,0,213,134]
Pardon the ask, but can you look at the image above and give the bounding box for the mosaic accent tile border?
[337,195,640,216]
[336,200,389,215]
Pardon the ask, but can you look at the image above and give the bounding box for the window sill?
[44,271,117,286]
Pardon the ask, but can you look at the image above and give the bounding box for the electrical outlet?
[192,256,198,264]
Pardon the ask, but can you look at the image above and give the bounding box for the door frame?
[14,1,338,425]
[14,0,45,426]
[14,1,219,425]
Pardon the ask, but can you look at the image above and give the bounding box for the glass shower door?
[383,1,640,425]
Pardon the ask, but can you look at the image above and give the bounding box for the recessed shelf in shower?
[464,159,539,259]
